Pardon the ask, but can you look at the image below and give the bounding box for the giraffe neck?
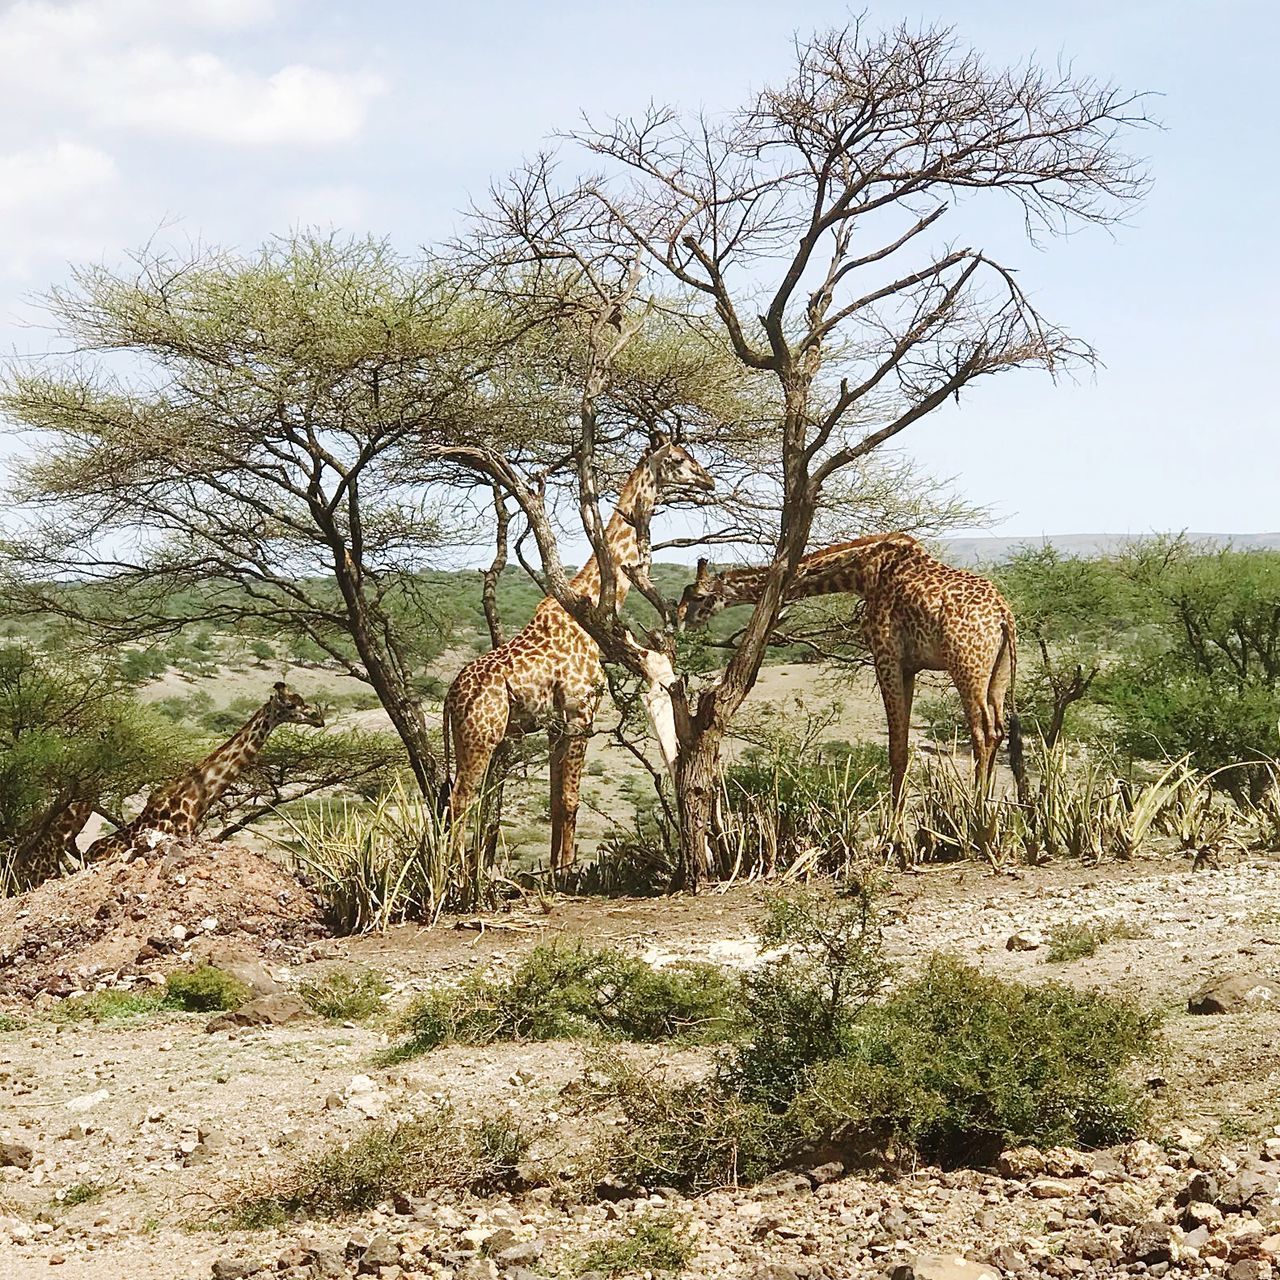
[715,538,907,607]
[178,704,280,819]
[565,464,657,608]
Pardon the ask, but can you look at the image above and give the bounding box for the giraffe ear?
[648,428,670,452]
[695,556,711,581]
[273,681,287,694]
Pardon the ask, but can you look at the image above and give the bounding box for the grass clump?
[234,1106,531,1220]
[588,887,1159,1190]
[391,942,741,1058]
[1045,918,1147,964]
[0,1011,25,1031]
[576,1211,696,1277]
[56,1181,105,1208]
[164,965,250,1013]
[299,968,388,1022]
[50,988,166,1024]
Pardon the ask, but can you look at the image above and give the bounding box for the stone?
[201,943,280,996]
[1189,973,1280,1015]
[303,1248,347,1278]
[1179,1171,1221,1207]
[359,1235,400,1272]
[1219,1161,1280,1214]
[1028,1178,1076,1198]
[495,1240,543,1267]
[1124,1222,1176,1265]
[1006,930,1043,952]
[205,994,308,1033]
[890,1257,999,1279]
[480,1228,518,1256]
[453,1261,498,1280]
[1097,1185,1148,1227]
[211,1261,259,1280]
[0,1141,33,1170]
[997,1146,1046,1179]
[806,1161,845,1186]
[1183,1200,1225,1230]
[1227,1262,1271,1280]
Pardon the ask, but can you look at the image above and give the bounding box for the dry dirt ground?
[4,850,1280,1279]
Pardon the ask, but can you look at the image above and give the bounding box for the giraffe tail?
[999,617,1028,804]
[436,700,454,820]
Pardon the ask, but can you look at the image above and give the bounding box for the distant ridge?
[941,532,1280,566]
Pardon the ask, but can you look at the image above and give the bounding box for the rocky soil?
[4,852,1280,1279]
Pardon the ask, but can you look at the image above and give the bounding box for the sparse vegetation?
[1046,918,1147,963]
[298,969,389,1022]
[575,1211,697,1277]
[234,1106,531,1219]
[49,988,167,1024]
[391,942,742,1058]
[163,966,251,1013]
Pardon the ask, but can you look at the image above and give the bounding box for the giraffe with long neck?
[443,441,715,872]
[10,792,95,891]
[679,534,1025,806]
[86,682,325,861]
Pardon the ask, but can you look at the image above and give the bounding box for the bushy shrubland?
[164,966,251,1012]
[392,942,742,1057]
[298,968,389,1022]
[589,888,1157,1190]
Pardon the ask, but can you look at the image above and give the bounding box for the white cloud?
[0,141,121,275]
[0,1,384,147]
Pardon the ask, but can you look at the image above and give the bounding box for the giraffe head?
[646,435,715,497]
[266,681,326,729]
[677,557,728,628]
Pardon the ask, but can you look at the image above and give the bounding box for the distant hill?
[940,532,1280,567]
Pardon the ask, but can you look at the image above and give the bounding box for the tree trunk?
[673,720,726,892]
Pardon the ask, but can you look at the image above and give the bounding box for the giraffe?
[85,682,325,861]
[678,533,1026,807]
[442,440,715,872]
[9,791,95,891]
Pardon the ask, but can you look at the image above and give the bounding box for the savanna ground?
[3,646,1280,1280]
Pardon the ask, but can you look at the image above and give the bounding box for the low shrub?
[235,1106,531,1218]
[1045,918,1147,964]
[50,988,166,1024]
[392,942,741,1058]
[576,1210,696,1277]
[298,969,388,1022]
[164,966,250,1013]
[789,954,1157,1167]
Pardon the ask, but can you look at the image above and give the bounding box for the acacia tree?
[469,21,1150,885]
[0,233,507,796]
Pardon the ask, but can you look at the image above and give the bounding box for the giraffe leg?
[549,721,590,874]
[954,671,997,796]
[875,657,912,865]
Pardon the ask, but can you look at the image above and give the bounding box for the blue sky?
[0,0,1275,538]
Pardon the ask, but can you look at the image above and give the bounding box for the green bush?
[50,988,166,1024]
[1045,918,1146,964]
[586,891,1158,1189]
[237,1107,530,1217]
[790,955,1157,1166]
[164,966,251,1013]
[299,969,388,1022]
[576,1210,696,1277]
[392,942,742,1057]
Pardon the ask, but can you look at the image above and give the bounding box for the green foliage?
[392,942,742,1057]
[1045,918,1146,963]
[163,966,251,1013]
[298,969,388,1022]
[588,890,1157,1190]
[276,775,486,931]
[56,1181,105,1208]
[0,643,180,849]
[732,887,890,1102]
[238,1107,530,1218]
[791,955,1157,1165]
[576,1211,697,1277]
[49,988,166,1024]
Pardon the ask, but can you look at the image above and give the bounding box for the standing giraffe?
[9,792,95,891]
[85,682,325,861]
[678,533,1025,806]
[442,441,715,872]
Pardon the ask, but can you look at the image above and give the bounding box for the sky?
[0,0,1275,540]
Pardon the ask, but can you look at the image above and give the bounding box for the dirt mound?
[0,839,329,999]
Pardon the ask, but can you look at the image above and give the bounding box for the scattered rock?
[1124,1221,1176,1266]
[1219,1160,1280,1214]
[997,1146,1046,1179]
[1189,973,1280,1014]
[891,1257,999,1280]
[357,1235,399,1273]
[1028,1178,1076,1198]
[0,1140,33,1170]
[1005,930,1043,952]
[205,993,307,1033]
[211,1260,259,1280]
